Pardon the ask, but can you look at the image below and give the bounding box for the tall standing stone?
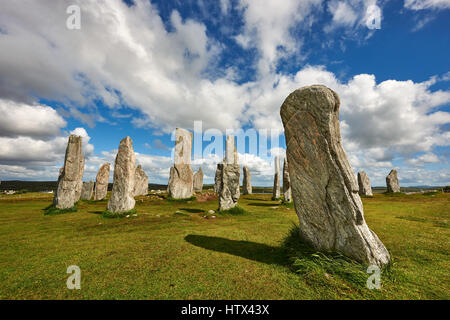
[358,171,373,196]
[107,137,136,213]
[272,156,281,200]
[193,167,204,193]
[94,163,110,201]
[242,166,252,195]
[134,165,148,196]
[386,169,400,193]
[217,136,240,211]
[167,128,194,199]
[53,135,85,209]
[280,85,390,266]
[283,158,292,202]
[81,181,94,200]
[214,166,222,193]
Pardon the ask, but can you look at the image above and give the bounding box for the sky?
[0,0,449,187]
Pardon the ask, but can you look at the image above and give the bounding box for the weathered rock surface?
[217,163,240,211]
[193,167,204,193]
[133,165,148,196]
[107,137,136,213]
[358,171,373,196]
[280,85,390,266]
[168,128,194,199]
[214,165,222,193]
[272,156,281,199]
[53,135,85,209]
[242,165,252,195]
[94,163,110,201]
[386,169,400,193]
[218,136,240,210]
[81,181,94,200]
[283,158,292,202]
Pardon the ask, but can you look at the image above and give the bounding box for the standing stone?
[94,163,110,201]
[168,128,194,199]
[134,165,148,196]
[280,85,390,266]
[214,165,222,193]
[358,171,373,196]
[193,167,204,193]
[272,156,281,200]
[242,166,252,195]
[386,169,400,193]
[283,158,292,202]
[53,135,85,209]
[218,136,240,211]
[107,137,136,213]
[81,181,94,200]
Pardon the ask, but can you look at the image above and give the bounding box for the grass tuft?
[217,205,248,215]
[102,208,137,218]
[43,204,77,216]
[165,196,197,202]
[282,225,393,291]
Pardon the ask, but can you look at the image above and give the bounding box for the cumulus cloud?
[236,0,322,74]
[0,99,66,138]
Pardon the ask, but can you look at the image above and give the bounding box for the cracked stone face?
[242,166,252,195]
[53,135,85,209]
[358,171,373,196]
[94,163,110,201]
[280,85,390,266]
[283,158,291,202]
[386,169,400,193]
[193,167,204,193]
[168,128,194,199]
[107,136,136,213]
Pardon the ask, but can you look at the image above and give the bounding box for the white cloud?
[236,0,322,74]
[404,0,450,10]
[404,152,441,166]
[0,99,66,138]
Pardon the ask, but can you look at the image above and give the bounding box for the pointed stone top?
[225,135,238,164]
[174,128,193,165]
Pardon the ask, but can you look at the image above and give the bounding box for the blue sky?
[0,0,449,186]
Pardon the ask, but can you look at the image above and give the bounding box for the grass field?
[0,191,448,300]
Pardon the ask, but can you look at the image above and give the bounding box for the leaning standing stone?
[81,181,94,200]
[358,171,373,196]
[53,135,85,209]
[280,85,390,266]
[94,163,110,200]
[133,165,148,196]
[167,128,194,199]
[283,158,291,202]
[272,156,281,200]
[193,167,204,193]
[242,166,252,195]
[107,137,136,213]
[386,169,400,193]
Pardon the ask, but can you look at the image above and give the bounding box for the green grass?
[165,196,197,202]
[43,204,78,216]
[217,205,248,215]
[0,191,448,299]
[102,209,137,219]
